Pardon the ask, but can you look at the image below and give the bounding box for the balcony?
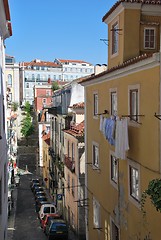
[64,155,75,173]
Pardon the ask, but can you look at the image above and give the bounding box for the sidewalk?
[7,187,18,240]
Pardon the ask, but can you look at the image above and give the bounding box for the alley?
[7,110,77,240]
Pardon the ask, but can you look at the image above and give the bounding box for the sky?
[6,0,116,65]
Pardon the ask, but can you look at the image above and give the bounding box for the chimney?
[48,78,51,84]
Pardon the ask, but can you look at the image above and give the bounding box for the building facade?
[80,1,161,239]
[0,0,12,239]
[20,58,94,105]
[5,55,20,105]
[63,104,85,239]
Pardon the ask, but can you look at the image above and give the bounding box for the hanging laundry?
[115,118,129,159]
[99,115,104,132]
[101,117,116,145]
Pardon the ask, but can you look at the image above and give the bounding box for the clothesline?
[100,115,129,160]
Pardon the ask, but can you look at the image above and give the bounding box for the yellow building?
[79,1,161,239]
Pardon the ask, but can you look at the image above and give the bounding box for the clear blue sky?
[6,0,116,65]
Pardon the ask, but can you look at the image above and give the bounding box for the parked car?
[33,186,44,195]
[31,182,40,192]
[41,213,61,232]
[39,203,57,221]
[30,178,39,188]
[35,201,50,213]
[35,191,46,200]
[45,219,68,240]
[35,196,48,205]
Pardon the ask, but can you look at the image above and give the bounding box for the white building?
[54,58,94,81]
[5,55,20,105]
[20,58,94,105]
[0,0,12,239]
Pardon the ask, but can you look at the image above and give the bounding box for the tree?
[21,114,34,143]
[24,101,32,114]
[52,81,60,91]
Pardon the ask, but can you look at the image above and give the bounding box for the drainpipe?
[84,88,89,240]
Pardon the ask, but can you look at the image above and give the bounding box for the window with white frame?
[129,85,139,122]
[112,22,119,55]
[111,220,120,240]
[93,92,98,116]
[92,143,99,168]
[110,90,117,115]
[129,165,139,202]
[26,83,29,88]
[8,74,12,86]
[111,155,118,184]
[144,28,155,49]
[93,197,100,228]
[46,90,51,96]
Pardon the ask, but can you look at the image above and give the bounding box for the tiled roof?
[24,60,61,68]
[3,0,11,21]
[57,59,91,64]
[70,102,85,109]
[64,121,84,137]
[79,53,153,84]
[102,0,161,22]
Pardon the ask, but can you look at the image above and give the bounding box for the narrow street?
[7,110,77,240]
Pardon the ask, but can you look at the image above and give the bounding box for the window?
[112,22,119,55]
[111,155,118,184]
[32,74,35,80]
[67,174,70,191]
[129,88,139,121]
[110,90,117,115]
[93,197,100,228]
[8,74,12,86]
[93,93,98,116]
[111,220,120,240]
[26,83,29,88]
[46,90,50,96]
[144,28,155,49]
[92,143,99,168]
[42,98,46,104]
[71,212,75,228]
[129,166,139,201]
[72,143,75,162]
[8,93,12,102]
[67,140,70,157]
[72,178,75,197]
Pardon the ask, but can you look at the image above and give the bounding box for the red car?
[41,213,61,232]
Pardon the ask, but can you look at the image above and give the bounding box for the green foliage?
[21,113,34,138]
[52,81,60,91]
[11,102,19,112]
[24,101,31,114]
[141,179,161,216]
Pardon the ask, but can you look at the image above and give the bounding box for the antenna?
[100,39,108,46]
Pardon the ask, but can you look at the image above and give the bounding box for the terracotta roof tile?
[57,59,91,65]
[64,121,84,137]
[70,102,85,109]
[102,0,161,22]
[79,53,153,84]
[24,60,61,68]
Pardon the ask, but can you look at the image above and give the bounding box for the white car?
[38,203,57,221]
